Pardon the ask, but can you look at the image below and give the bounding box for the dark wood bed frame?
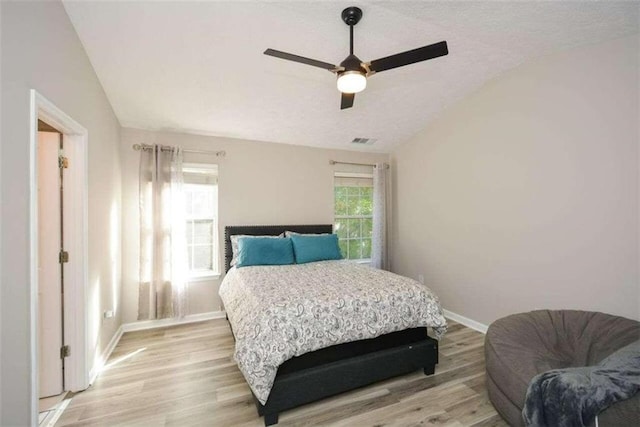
[224,224,439,426]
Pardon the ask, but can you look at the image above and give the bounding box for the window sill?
[187,273,220,283]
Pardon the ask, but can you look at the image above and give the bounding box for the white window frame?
[334,172,373,262]
[183,163,219,280]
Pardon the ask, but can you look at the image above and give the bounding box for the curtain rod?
[132,143,226,157]
[329,160,389,169]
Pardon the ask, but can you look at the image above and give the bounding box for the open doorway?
[30,90,90,424]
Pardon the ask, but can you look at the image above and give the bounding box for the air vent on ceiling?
[351,138,377,145]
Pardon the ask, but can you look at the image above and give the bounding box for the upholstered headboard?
[224,224,333,273]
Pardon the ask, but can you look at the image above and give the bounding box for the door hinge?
[60,345,70,359]
[58,156,69,169]
[59,250,69,264]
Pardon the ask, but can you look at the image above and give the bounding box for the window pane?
[347,195,361,216]
[338,239,348,259]
[361,189,373,215]
[348,239,362,260]
[347,218,361,238]
[194,220,213,244]
[334,174,373,261]
[190,187,214,217]
[193,245,213,270]
[335,220,347,239]
[347,187,360,197]
[335,191,347,216]
[183,167,219,275]
[186,221,194,245]
[185,191,193,216]
[187,246,194,270]
[362,218,373,238]
[362,238,372,259]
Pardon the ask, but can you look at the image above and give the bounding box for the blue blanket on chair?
[523,340,640,427]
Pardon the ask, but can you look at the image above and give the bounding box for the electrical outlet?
[103,310,114,319]
[418,274,424,285]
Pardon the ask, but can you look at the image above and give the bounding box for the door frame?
[29,90,90,419]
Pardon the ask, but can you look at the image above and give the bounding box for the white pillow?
[284,230,332,237]
[230,234,283,266]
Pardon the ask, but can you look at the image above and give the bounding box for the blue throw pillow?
[290,234,343,264]
[236,237,295,268]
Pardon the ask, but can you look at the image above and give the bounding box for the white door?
[38,131,64,398]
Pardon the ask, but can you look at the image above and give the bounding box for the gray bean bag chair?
[485,310,640,426]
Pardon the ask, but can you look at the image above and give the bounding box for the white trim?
[89,325,124,384]
[30,90,90,425]
[443,309,489,334]
[183,162,219,173]
[334,172,373,179]
[187,273,221,282]
[122,311,226,333]
[29,92,38,427]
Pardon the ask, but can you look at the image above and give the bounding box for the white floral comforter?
[219,260,447,404]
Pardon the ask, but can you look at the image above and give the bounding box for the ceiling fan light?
[337,71,367,94]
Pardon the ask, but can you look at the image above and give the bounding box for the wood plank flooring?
[56,319,507,427]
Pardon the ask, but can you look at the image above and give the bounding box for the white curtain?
[372,163,389,270]
[138,145,187,320]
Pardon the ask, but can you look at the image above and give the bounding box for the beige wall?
[120,128,388,323]
[392,36,639,326]
[1,1,122,424]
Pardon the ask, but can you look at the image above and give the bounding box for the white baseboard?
[89,324,124,384]
[443,309,489,334]
[121,310,226,333]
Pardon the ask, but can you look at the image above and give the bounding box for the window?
[334,172,373,260]
[183,164,219,278]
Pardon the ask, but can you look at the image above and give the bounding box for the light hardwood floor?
[56,319,508,427]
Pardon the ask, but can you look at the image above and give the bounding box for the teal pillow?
[290,234,343,264]
[236,237,295,268]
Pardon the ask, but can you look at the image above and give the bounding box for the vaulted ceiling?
[62,1,638,153]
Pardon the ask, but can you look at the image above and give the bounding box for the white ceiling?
[62,1,638,153]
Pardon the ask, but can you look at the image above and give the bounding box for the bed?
[220,224,446,426]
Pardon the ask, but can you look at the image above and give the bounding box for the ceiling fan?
[264,6,449,110]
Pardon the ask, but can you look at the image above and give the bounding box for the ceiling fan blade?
[264,48,337,71]
[340,93,355,110]
[368,41,448,73]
